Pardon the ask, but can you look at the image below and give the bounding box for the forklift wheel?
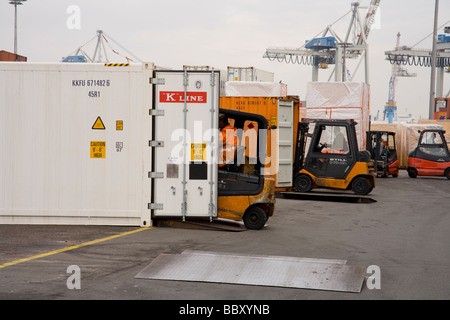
[445,168,450,180]
[293,174,312,193]
[243,206,267,230]
[408,168,418,178]
[352,177,372,195]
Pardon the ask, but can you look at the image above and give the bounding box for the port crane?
[263,0,381,84]
[385,21,450,119]
[384,32,416,123]
[62,30,143,63]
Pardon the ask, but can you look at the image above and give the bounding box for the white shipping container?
[183,65,228,96]
[0,63,220,226]
[151,70,220,219]
[227,66,274,82]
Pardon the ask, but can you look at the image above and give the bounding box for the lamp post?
[8,0,27,60]
[429,0,439,120]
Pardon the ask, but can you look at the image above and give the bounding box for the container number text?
[72,80,111,87]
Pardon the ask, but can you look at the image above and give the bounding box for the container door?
[276,99,294,187]
[151,70,219,220]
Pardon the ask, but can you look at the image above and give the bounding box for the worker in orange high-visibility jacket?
[218,113,238,169]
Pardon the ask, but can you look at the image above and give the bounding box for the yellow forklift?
[293,119,376,195]
[217,109,275,230]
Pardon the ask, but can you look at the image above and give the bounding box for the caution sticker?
[270,116,277,127]
[90,141,106,158]
[116,120,123,131]
[92,116,106,130]
[191,143,206,161]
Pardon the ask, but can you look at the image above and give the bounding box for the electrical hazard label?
[191,143,206,161]
[92,116,106,130]
[90,141,106,158]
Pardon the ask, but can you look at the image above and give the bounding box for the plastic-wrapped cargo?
[305,82,370,150]
[224,81,288,97]
[418,120,450,144]
[371,122,445,168]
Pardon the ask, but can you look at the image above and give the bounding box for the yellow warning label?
[191,143,206,161]
[92,117,106,130]
[90,141,106,158]
[116,120,123,131]
[270,116,277,127]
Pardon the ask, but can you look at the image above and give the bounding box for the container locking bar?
[150,78,165,85]
[149,141,164,148]
[148,172,164,179]
[149,109,165,116]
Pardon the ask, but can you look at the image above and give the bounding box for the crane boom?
[263,1,382,84]
[388,32,401,106]
[357,0,381,45]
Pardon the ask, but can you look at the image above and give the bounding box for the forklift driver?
[218,113,238,169]
[332,126,348,153]
[315,126,348,154]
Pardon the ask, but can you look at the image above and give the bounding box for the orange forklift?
[293,119,376,195]
[407,129,450,179]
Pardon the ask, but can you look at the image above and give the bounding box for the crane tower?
[384,32,416,123]
[263,0,381,84]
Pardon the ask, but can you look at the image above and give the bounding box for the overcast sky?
[1,0,449,120]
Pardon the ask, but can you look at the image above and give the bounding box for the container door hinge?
[149,141,164,147]
[148,172,164,179]
[149,203,163,210]
[150,77,165,85]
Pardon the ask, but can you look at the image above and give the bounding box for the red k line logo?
[159,91,207,103]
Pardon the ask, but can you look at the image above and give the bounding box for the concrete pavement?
[0,170,449,301]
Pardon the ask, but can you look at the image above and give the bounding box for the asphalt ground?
[0,170,449,306]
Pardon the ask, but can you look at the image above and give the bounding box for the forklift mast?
[293,122,309,174]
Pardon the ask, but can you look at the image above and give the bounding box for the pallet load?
[370,122,446,168]
[305,82,370,150]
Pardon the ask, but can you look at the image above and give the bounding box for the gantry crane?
[384,32,416,123]
[385,22,450,120]
[62,30,143,63]
[263,0,381,84]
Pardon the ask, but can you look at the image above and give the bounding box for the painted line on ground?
[0,227,153,269]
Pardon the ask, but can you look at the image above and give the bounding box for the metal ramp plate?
[135,250,367,293]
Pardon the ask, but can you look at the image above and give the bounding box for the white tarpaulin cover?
[224,81,288,97]
[305,82,370,150]
[370,122,445,168]
[306,82,369,109]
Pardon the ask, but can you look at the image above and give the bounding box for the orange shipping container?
[219,96,300,190]
[0,50,27,62]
